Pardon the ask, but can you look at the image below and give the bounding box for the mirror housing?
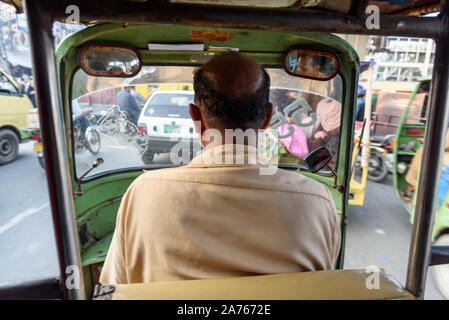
[284,48,339,81]
[79,45,142,77]
[304,147,332,173]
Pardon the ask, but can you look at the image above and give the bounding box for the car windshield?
[72,65,343,179]
[0,72,18,94]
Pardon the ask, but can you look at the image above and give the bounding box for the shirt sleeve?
[132,90,146,104]
[99,182,135,285]
[323,185,341,269]
[326,186,342,266]
[137,93,146,104]
[99,225,127,285]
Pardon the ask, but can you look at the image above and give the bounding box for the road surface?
[345,174,443,299]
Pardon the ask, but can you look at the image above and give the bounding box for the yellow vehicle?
[157,83,193,91]
[0,68,34,164]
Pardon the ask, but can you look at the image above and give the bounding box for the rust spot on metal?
[190,30,235,42]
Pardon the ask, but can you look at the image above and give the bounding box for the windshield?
[0,72,18,94]
[72,65,343,179]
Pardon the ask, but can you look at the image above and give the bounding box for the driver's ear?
[261,103,273,130]
[189,103,205,135]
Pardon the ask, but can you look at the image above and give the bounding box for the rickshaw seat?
[98,269,415,300]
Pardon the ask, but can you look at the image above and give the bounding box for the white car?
[137,90,201,164]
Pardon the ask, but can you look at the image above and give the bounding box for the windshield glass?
[0,72,18,94]
[72,65,343,179]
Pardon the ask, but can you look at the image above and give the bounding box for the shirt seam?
[138,175,334,204]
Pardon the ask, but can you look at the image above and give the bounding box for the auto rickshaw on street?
[0,0,448,300]
[0,67,34,165]
[393,79,449,298]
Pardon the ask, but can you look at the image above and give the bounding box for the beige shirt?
[100,144,341,285]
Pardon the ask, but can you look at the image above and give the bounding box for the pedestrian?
[26,77,37,108]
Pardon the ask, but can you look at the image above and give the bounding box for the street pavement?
[345,174,444,300]
[0,141,58,284]
[0,141,445,299]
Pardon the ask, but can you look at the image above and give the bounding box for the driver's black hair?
[311,55,330,73]
[312,55,325,67]
[193,66,271,127]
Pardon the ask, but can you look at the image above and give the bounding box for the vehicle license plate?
[33,142,42,152]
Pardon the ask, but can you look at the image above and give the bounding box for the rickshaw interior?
[68,24,354,297]
[1,0,449,300]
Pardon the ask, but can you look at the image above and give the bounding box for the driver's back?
[100,144,341,284]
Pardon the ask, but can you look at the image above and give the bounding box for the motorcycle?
[73,113,101,155]
[30,129,46,169]
[367,145,392,182]
[24,110,46,169]
[355,135,395,183]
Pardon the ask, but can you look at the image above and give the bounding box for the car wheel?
[142,150,155,165]
[430,233,449,299]
[0,129,19,165]
[38,155,46,169]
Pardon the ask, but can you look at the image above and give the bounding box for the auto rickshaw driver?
[99,52,341,285]
[295,54,322,78]
[402,130,449,203]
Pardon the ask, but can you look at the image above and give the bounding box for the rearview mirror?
[304,147,332,173]
[79,45,142,77]
[284,49,339,81]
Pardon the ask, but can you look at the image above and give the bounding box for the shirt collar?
[187,144,270,168]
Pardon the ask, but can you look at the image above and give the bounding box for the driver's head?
[296,54,321,76]
[190,52,273,144]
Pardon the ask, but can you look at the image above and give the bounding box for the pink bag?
[279,124,309,159]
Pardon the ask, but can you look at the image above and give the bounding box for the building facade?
[368,36,435,83]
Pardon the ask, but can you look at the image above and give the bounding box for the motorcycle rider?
[129,86,147,106]
[356,86,366,122]
[115,87,141,125]
[72,99,93,141]
[403,130,449,202]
